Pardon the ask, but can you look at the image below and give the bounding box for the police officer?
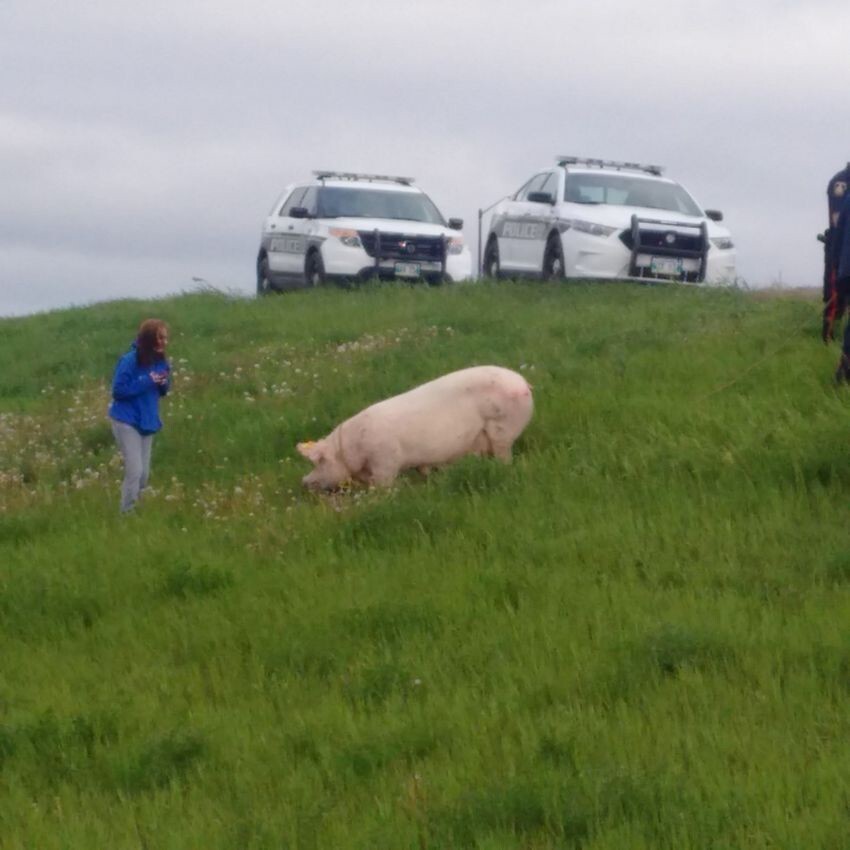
[833,187,850,381]
[823,164,850,342]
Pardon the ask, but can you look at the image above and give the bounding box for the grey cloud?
[2,0,849,315]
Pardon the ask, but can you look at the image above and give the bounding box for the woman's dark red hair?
[136,318,168,366]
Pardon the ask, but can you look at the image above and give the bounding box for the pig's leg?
[361,446,402,487]
[490,441,513,462]
[350,457,395,486]
[484,421,514,462]
[470,431,492,456]
[367,462,400,487]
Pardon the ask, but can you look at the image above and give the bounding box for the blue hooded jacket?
[108,342,170,435]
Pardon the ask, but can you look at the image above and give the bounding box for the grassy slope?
[1,282,849,849]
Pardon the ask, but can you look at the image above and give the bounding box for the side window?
[300,187,318,216]
[514,177,534,201]
[516,173,548,202]
[279,187,306,217]
[539,173,557,199]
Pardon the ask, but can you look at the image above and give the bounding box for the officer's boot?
[835,353,850,384]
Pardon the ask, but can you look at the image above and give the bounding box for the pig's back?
[368,365,529,418]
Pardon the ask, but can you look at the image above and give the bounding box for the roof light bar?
[313,171,415,185]
[556,156,664,176]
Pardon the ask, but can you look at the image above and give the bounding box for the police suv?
[482,156,736,284]
[257,172,472,293]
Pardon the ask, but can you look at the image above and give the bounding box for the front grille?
[619,229,704,253]
[623,215,709,282]
[358,231,445,262]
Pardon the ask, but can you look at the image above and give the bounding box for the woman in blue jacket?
[109,319,171,512]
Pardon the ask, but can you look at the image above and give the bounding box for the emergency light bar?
[313,171,415,185]
[556,156,664,177]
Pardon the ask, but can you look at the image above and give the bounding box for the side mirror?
[448,217,464,230]
[817,232,827,244]
[705,209,723,222]
[527,191,555,205]
[290,207,309,219]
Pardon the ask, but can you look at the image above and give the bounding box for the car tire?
[257,257,275,296]
[483,238,500,279]
[305,250,326,288]
[542,235,565,281]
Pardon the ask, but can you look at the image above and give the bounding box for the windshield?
[316,187,445,224]
[564,173,703,217]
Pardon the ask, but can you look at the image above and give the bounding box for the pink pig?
[297,365,533,490]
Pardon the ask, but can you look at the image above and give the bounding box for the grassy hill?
[1,280,849,849]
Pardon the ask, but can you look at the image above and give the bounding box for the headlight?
[710,236,734,250]
[447,236,464,255]
[329,228,362,248]
[565,219,617,237]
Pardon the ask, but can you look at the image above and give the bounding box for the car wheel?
[542,235,565,281]
[257,257,274,296]
[304,250,326,288]
[483,238,500,279]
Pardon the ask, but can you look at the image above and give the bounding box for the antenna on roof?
[313,171,415,185]
[556,156,664,176]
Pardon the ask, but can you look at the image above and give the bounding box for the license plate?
[394,262,421,278]
[650,256,683,277]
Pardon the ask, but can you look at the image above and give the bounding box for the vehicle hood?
[323,217,457,237]
[562,203,732,238]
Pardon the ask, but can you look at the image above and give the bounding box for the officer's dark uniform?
[834,191,850,380]
[823,165,850,342]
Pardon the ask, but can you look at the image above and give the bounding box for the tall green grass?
[1,281,849,848]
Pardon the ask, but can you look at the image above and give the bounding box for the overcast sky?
[2,0,847,317]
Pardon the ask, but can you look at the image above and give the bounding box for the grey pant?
[111,419,153,513]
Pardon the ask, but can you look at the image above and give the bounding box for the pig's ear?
[296,440,324,464]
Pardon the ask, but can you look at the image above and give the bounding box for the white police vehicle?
[257,172,472,293]
[482,156,736,284]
